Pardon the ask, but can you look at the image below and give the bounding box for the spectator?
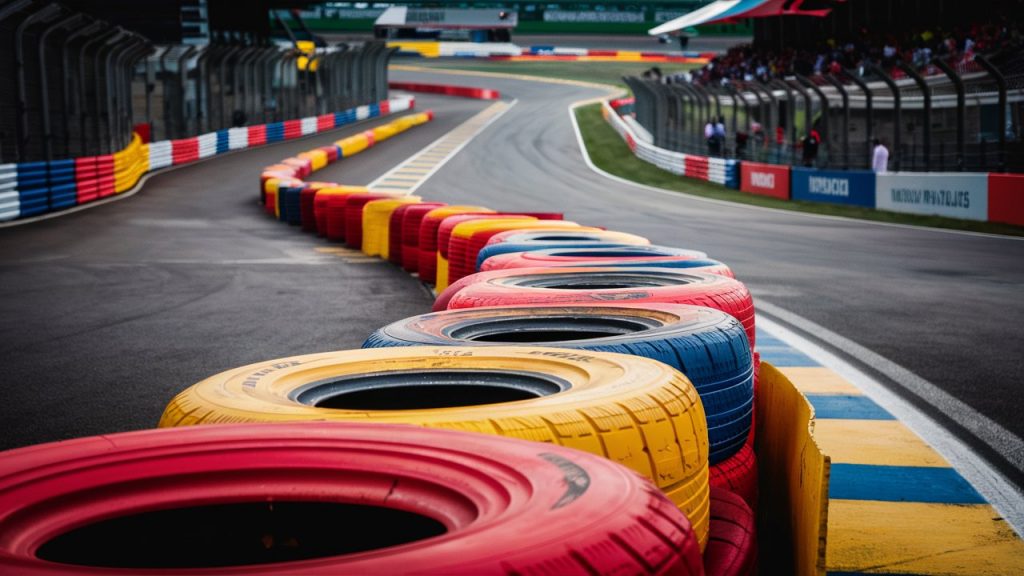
[705,120,718,156]
[802,130,820,167]
[714,116,727,156]
[872,138,890,173]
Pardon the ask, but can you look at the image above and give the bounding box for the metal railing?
[627,51,1024,173]
[2,1,396,164]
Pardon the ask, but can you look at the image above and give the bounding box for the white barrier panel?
[301,117,317,135]
[0,189,18,222]
[390,97,413,113]
[876,172,989,221]
[197,133,218,159]
[356,105,371,121]
[553,47,589,56]
[228,127,249,150]
[622,116,653,144]
[147,141,173,170]
[439,42,522,57]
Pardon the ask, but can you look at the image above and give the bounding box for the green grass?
[575,103,1024,237]
[403,59,699,88]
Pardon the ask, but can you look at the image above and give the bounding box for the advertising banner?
[740,161,790,199]
[876,173,988,221]
[791,168,876,208]
[988,173,1024,226]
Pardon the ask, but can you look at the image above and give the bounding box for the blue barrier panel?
[530,45,555,54]
[265,122,285,143]
[216,130,230,154]
[791,167,876,208]
[18,187,49,216]
[50,182,78,209]
[368,103,381,118]
[335,110,356,126]
[48,160,76,184]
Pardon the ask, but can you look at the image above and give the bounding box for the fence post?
[38,12,83,162]
[974,54,1006,172]
[896,61,931,172]
[843,70,874,169]
[821,74,850,169]
[931,57,965,171]
[14,3,61,162]
[868,64,901,172]
[62,21,103,157]
[80,28,117,155]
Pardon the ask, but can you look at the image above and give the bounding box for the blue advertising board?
[791,168,876,208]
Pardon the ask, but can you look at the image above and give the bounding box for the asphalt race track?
[2,69,1022,493]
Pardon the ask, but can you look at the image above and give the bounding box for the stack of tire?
[236,125,762,571]
[0,108,759,574]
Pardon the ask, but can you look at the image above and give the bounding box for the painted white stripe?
[368,100,517,194]
[756,304,1024,538]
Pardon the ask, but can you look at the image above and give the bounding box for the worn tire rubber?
[708,443,758,512]
[435,216,538,291]
[704,488,758,576]
[481,245,715,272]
[160,346,713,549]
[0,423,703,575]
[437,267,756,347]
[476,231,651,271]
[448,221,589,286]
[365,303,753,463]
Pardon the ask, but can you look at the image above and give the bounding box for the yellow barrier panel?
[387,41,441,58]
[371,124,398,142]
[756,362,830,576]
[337,134,369,157]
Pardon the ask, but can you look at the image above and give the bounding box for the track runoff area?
[1,84,1021,574]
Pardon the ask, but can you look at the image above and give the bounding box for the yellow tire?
[362,197,421,258]
[159,346,712,549]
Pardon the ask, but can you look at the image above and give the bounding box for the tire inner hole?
[512,272,693,290]
[449,316,656,343]
[293,369,567,410]
[36,502,446,569]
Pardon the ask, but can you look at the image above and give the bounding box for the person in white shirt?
[872,138,889,173]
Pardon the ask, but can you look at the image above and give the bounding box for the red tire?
[0,423,703,575]
[704,488,757,576]
[399,203,447,273]
[709,442,758,512]
[323,194,349,242]
[299,186,318,232]
[438,267,756,347]
[417,207,493,283]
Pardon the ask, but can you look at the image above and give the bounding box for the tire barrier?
[389,81,501,100]
[0,422,703,575]
[365,303,754,464]
[704,488,758,576]
[160,346,713,549]
[400,203,449,271]
[435,267,756,347]
[418,206,495,283]
[479,245,733,277]
[0,97,415,223]
[476,228,651,270]
[709,443,759,513]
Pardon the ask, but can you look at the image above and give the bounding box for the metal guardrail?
[2,1,395,164]
[627,53,1024,173]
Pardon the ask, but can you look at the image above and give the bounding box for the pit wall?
[603,100,1024,227]
[0,98,415,223]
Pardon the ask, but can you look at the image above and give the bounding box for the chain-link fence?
[627,51,1024,173]
[2,1,395,164]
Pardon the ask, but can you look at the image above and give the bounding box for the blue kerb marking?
[806,394,894,420]
[755,333,820,366]
[829,463,985,504]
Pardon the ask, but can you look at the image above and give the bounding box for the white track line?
[368,99,517,193]
[757,305,1024,538]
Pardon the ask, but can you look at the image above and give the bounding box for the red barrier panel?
[317,146,339,163]
[388,82,499,100]
[685,155,710,181]
[740,161,791,200]
[989,173,1024,226]
[608,97,635,110]
[171,139,199,165]
[379,100,391,115]
[248,125,267,146]
[363,130,376,148]
[316,114,334,132]
[588,49,617,57]
[283,119,302,139]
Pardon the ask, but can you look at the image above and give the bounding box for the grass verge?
[576,103,1024,237]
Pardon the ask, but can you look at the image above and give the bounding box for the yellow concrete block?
[814,420,949,467]
[828,499,1024,575]
[779,367,861,395]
